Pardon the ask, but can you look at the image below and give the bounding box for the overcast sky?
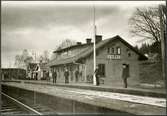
[1,1,164,68]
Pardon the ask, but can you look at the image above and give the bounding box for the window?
[107,47,115,54]
[107,48,110,54]
[98,64,105,77]
[127,49,131,57]
[128,52,131,57]
[116,47,121,54]
[111,48,114,54]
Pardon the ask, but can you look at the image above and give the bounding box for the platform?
[1,80,166,115]
[2,80,166,98]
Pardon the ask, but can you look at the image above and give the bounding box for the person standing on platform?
[64,68,69,84]
[35,72,38,80]
[35,65,39,80]
[94,65,100,86]
[122,64,129,88]
[52,69,55,83]
[75,67,79,82]
[52,68,57,83]
[54,70,57,83]
[46,71,50,81]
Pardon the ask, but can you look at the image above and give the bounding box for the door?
[122,64,130,78]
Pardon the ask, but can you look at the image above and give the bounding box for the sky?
[1,1,165,68]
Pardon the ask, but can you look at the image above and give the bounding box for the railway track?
[1,92,57,115]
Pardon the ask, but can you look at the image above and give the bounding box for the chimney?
[77,42,82,45]
[96,35,102,43]
[86,38,92,44]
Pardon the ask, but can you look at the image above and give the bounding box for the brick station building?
[48,35,147,86]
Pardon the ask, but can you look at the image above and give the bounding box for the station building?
[48,35,147,86]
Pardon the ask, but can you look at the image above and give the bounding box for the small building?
[39,62,50,80]
[27,62,49,80]
[27,63,39,79]
[48,35,147,86]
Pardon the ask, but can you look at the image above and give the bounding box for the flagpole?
[93,4,97,86]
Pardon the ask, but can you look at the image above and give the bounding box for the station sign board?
[107,55,121,60]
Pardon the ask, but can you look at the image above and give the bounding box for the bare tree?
[39,50,50,63]
[129,6,166,43]
[24,56,33,65]
[50,39,76,60]
[57,39,76,50]
[22,49,29,60]
[14,55,21,67]
[14,49,33,68]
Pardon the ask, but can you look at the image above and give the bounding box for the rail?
[1,92,43,115]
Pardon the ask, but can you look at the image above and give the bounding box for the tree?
[139,43,150,54]
[22,49,29,61]
[129,6,166,43]
[14,49,33,68]
[14,55,21,67]
[39,50,50,63]
[138,41,161,55]
[51,39,76,60]
[24,56,33,64]
[134,45,139,51]
[57,39,76,50]
[150,41,161,54]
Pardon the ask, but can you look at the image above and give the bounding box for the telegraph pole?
[93,4,97,85]
[159,5,166,86]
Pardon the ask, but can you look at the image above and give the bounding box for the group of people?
[27,65,39,80]
[52,68,80,84]
[52,64,130,88]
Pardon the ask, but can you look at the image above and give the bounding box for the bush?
[139,61,163,84]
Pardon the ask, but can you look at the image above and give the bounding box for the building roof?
[48,57,77,67]
[53,43,92,53]
[48,35,147,67]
